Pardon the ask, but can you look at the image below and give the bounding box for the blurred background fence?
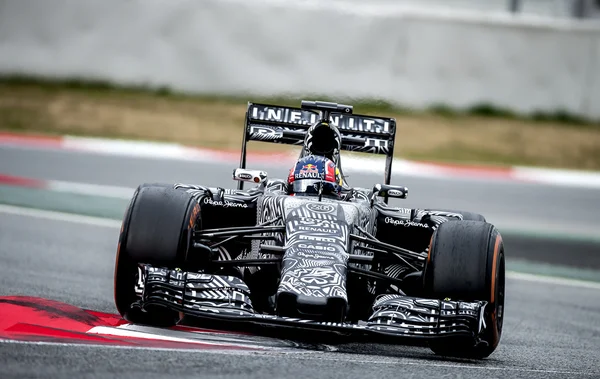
[338,0,600,19]
[0,0,599,120]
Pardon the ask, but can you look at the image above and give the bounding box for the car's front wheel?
[114,184,200,327]
[423,220,505,359]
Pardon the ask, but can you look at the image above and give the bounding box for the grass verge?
[1,76,599,170]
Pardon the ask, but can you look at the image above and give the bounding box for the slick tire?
[423,220,505,359]
[114,184,200,327]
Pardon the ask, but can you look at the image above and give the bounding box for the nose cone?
[276,202,349,322]
[305,122,342,160]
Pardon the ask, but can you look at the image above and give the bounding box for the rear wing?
[238,100,397,187]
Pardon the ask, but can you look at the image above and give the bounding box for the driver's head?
[287,155,342,198]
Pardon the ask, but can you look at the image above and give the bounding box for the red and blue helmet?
[287,155,342,197]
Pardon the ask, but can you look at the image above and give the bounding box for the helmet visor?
[292,179,339,196]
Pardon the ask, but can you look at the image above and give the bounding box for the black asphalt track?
[0,211,599,379]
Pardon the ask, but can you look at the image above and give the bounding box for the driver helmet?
[287,155,342,198]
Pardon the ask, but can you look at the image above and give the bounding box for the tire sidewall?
[484,230,505,352]
[114,187,141,317]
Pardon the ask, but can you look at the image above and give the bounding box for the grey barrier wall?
[0,0,598,119]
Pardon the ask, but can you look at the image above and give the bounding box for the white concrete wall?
[586,35,600,118]
[397,15,599,116]
[0,0,598,119]
[339,0,600,19]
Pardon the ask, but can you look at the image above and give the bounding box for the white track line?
[0,204,121,228]
[1,204,598,289]
[0,338,267,354]
[88,326,268,349]
[0,339,595,376]
[506,271,600,290]
[48,180,134,199]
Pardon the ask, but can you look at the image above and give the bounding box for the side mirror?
[232,168,267,184]
[372,184,408,199]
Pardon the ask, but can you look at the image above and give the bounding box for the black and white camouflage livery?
[127,100,499,351]
[135,179,485,340]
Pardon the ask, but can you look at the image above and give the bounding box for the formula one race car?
[114,100,505,359]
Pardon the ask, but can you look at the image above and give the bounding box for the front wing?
[134,266,487,342]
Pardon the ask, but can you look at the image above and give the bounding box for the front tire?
[423,220,505,359]
[114,184,200,326]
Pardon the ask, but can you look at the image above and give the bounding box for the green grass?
[3,75,598,126]
[2,75,600,170]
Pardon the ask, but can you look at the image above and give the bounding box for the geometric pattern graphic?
[368,294,486,336]
[277,202,349,301]
[141,267,255,316]
[141,176,489,341]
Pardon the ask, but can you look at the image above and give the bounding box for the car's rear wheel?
[114,184,200,327]
[423,220,505,359]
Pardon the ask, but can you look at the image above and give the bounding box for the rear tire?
[114,184,200,327]
[423,220,505,359]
